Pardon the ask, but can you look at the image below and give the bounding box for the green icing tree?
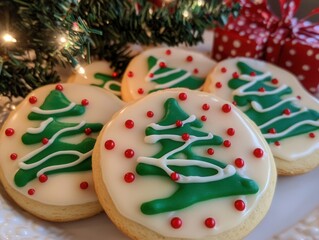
[136,98,259,215]
[228,61,319,144]
[146,56,205,93]
[93,73,121,98]
[14,89,103,187]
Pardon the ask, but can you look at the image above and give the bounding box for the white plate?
[1,31,319,240]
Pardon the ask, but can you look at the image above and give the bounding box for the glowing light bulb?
[197,0,204,6]
[182,10,190,18]
[60,36,67,43]
[3,33,17,43]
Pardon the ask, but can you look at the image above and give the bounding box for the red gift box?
[212,0,319,96]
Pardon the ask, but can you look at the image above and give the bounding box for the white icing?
[0,84,124,206]
[251,97,298,113]
[31,102,76,114]
[205,57,319,161]
[122,47,216,102]
[27,118,53,134]
[145,58,193,89]
[138,131,236,183]
[148,115,196,130]
[98,89,273,238]
[71,61,122,97]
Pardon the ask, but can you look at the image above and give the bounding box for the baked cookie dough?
[121,47,216,102]
[93,88,276,239]
[204,57,319,175]
[0,83,124,221]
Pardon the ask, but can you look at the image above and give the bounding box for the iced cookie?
[69,61,122,98]
[121,47,216,102]
[204,57,319,175]
[0,83,124,222]
[92,88,276,240]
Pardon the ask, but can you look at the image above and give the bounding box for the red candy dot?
[182,133,190,141]
[227,128,235,136]
[193,68,199,74]
[207,148,214,155]
[223,140,231,147]
[124,172,135,183]
[81,99,89,106]
[171,217,182,229]
[127,71,134,77]
[147,111,154,118]
[104,140,115,150]
[234,158,245,168]
[125,149,135,158]
[176,120,183,128]
[125,120,135,129]
[222,104,231,113]
[297,95,302,100]
[137,88,144,95]
[186,55,193,62]
[283,108,291,115]
[42,138,49,145]
[268,128,276,134]
[10,153,18,160]
[202,103,210,111]
[258,87,265,92]
[170,172,180,181]
[234,199,245,211]
[112,72,118,78]
[178,92,187,101]
[5,128,14,136]
[149,73,154,78]
[55,84,63,91]
[165,49,171,55]
[39,174,48,183]
[232,101,237,106]
[274,141,281,146]
[271,78,279,84]
[232,72,239,78]
[253,148,264,158]
[309,132,316,138]
[215,82,222,88]
[201,115,207,121]
[204,218,216,228]
[250,72,256,76]
[28,189,35,195]
[80,181,89,189]
[159,61,166,68]
[29,96,37,104]
[84,128,92,135]
[221,67,227,73]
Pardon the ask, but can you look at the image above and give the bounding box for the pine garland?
[0,0,240,98]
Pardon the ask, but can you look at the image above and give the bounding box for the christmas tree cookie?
[204,57,319,175]
[69,61,122,98]
[92,88,276,240]
[0,83,124,222]
[121,47,216,102]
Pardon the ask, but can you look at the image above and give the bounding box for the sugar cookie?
[0,83,124,221]
[204,57,319,175]
[93,88,276,239]
[69,61,122,98]
[121,47,216,102]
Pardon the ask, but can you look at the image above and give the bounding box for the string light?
[3,33,17,43]
[59,36,67,44]
[182,10,190,19]
[197,0,204,7]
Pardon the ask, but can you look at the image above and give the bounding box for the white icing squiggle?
[139,131,235,183]
[19,150,92,177]
[144,58,193,89]
[31,102,76,115]
[251,97,299,113]
[148,115,196,130]
[19,121,86,164]
[27,118,54,134]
